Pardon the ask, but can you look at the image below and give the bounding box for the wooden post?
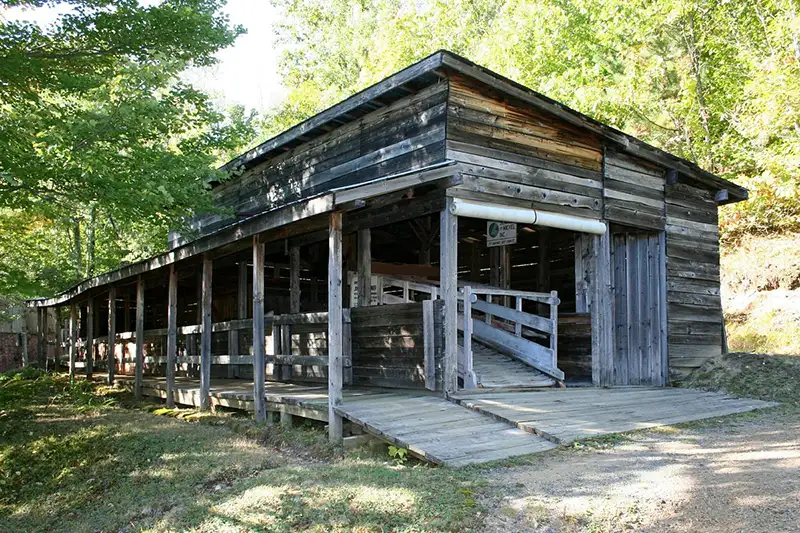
[422,299,436,391]
[107,287,116,385]
[357,229,371,307]
[590,229,614,386]
[85,296,94,378]
[343,308,352,385]
[290,245,301,313]
[537,229,551,314]
[550,290,559,369]
[166,265,178,408]
[200,255,212,411]
[20,310,29,367]
[237,260,248,319]
[135,277,145,400]
[440,197,458,395]
[36,307,45,369]
[53,307,61,370]
[252,236,267,422]
[69,303,77,383]
[462,285,474,385]
[327,211,343,442]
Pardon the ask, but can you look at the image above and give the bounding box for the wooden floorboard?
[454,387,778,444]
[121,377,778,466]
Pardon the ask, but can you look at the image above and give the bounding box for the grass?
[683,352,800,405]
[0,372,482,533]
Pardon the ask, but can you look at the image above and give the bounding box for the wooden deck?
[452,387,779,444]
[126,377,777,466]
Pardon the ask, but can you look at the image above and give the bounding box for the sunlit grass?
[0,372,482,533]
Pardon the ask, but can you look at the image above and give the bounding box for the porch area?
[122,375,776,466]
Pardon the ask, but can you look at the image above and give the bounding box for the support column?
[590,229,614,386]
[289,245,301,313]
[85,296,94,378]
[53,307,61,371]
[166,265,178,408]
[328,212,343,442]
[20,310,29,367]
[440,197,458,395]
[135,277,145,400]
[356,229,371,307]
[107,288,116,385]
[200,255,212,411]
[37,307,45,369]
[252,236,267,422]
[69,302,77,383]
[537,228,550,314]
[229,260,248,379]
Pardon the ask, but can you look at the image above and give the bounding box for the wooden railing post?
[515,296,523,337]
[200,256,213,411]
[462,285,474,384]
[550,290,558,370]
[357,229,371,307]
[53,307,61,371]
[342,309,352,386]
[107,287,116,385]
[422,299,436,391]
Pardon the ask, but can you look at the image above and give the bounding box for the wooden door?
[610,232,667,385]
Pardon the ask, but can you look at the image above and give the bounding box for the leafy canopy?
[0,0,256,301]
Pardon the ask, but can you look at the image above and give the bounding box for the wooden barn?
[28,51,772,465]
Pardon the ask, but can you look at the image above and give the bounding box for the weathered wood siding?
[558,313,591,381]
[604,150,666,230]
[445,75,604,217]
[188,81,449,239]
[350,301,443,389]
[665,182,724,379]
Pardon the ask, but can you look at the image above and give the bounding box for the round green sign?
[488,222,500,238]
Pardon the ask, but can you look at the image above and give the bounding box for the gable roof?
[223,50,747,204]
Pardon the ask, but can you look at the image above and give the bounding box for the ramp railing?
[370,274,564,387]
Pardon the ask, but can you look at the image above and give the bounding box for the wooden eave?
[28,164,461,308]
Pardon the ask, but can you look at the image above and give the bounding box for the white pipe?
[449,198,607,235]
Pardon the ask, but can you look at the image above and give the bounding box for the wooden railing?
[370,274,564,386]
[459,286,563,381]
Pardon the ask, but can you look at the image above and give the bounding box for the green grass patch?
[0,372,482,532]
[683,352,800,404]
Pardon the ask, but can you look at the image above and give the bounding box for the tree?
[267,0,800,242]
[0,0,257,301]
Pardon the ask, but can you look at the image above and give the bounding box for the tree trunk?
[86,206,97,278]
[71,219,83,281]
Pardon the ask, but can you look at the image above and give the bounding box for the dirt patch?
[481,407,800,532]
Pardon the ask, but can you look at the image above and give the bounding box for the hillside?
[722,233,800,355]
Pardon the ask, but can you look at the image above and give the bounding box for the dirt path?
[481,407,800,532]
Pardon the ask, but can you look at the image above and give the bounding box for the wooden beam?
[107,287,116,385]
[328,211,344,442]
[85,296,94,378]
[69,303,77,382]
[166,265,178,408]
[135,277,145,400]
[357,229,371,307]
[714,189,729,203]
[200,255,212,411]
[440,196,459,395]
[252,236,267,422]
[590,229,614,386]
[666,169,679,185]
[237,260,248,319]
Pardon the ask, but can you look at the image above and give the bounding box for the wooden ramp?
[471,341,556,389]
[336,392,557,466]
[453,387,779,444]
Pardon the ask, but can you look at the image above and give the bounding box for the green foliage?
[387,444,409,465]
[0,0,257,304]
[268,0,800,242]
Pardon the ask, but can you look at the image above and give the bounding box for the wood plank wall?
[445,74,604,217]
[604,151,666,230]
[664,181,724,379]
[350,301,443,389]
[186,81,450,239]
